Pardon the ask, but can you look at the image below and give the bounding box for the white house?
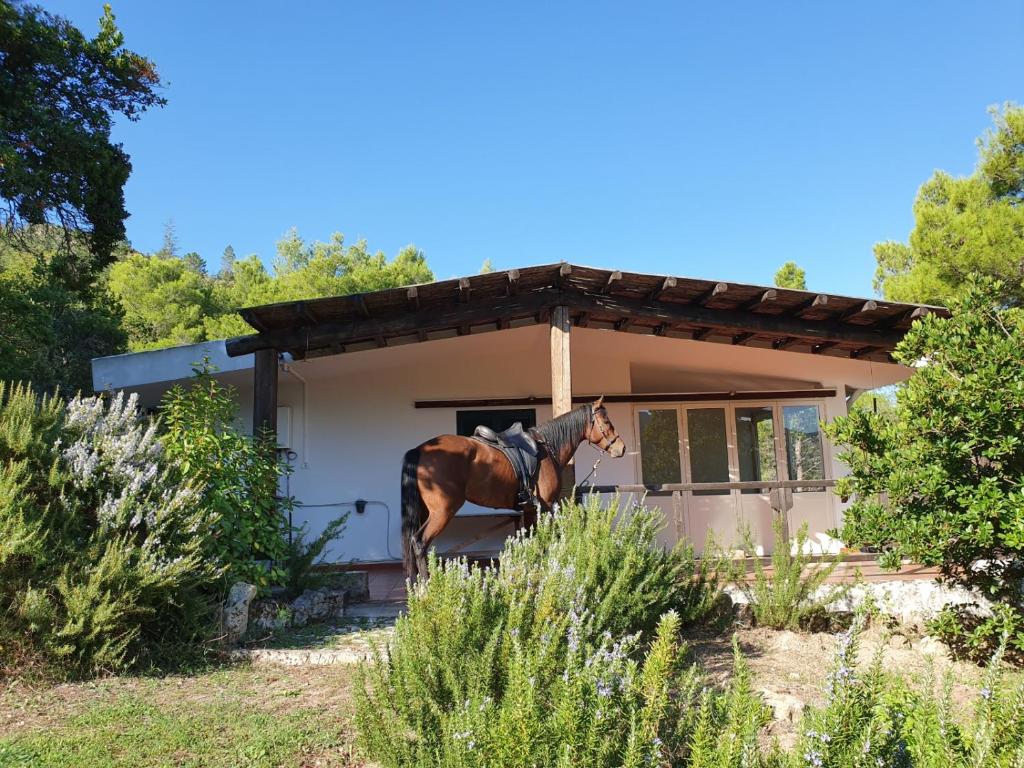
[92,263,940,568]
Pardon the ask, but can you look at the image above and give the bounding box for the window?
[686,408,730,495]
[456,408,536,438]
[782,405,825,490]
[636,400,830,492]
[735,406,778,492]
[637,409,682,485]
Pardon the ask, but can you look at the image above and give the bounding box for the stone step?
[345,600,405,620]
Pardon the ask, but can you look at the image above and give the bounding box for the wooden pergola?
[224,262,945,436]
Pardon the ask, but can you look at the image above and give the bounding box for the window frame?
[633,399,831,490]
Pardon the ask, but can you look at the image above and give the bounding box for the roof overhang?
[225,262,947,363]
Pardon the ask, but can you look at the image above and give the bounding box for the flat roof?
[225,262,947,363]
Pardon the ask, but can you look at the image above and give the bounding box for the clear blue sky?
[47,1,1024,296]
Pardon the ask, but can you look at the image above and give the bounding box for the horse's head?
[586,396,626,458]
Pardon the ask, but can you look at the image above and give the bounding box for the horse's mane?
[535,404,590,454]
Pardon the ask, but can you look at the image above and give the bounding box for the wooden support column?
[550,305,574,498]
[253,348,279,439]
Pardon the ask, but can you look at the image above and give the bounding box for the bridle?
[589,404,623,455]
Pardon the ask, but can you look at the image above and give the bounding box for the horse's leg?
[419,491,465,570]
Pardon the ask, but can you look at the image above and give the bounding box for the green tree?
[0,2,164,275]
[874,104,1024,307]
[107,251,215,350]
[773,261,807,289]
[109,229,434,351]
[0,228,124,393]
[824,278,1024,657]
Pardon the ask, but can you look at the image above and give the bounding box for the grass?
[0,664,362,767]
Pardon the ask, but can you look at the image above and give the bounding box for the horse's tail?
[401,447,424,578]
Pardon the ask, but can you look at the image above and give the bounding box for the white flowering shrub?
[0,383,218,677]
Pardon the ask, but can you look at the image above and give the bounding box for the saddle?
[471,422,544,510]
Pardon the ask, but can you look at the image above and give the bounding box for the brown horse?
[400,397,626,579]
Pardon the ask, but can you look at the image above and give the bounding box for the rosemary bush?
[735,518,847,631]
[356,495,722,766]
[0,384,219,677]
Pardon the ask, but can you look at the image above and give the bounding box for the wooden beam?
[406,286,419,310]
[458,278,471,303]
[694,282,728,306]
[226,289,560,357]
[294,301,318,326]
[505,269,520,296]
[837,300,877,322]
[353,294,371,318]
[790,294,829,316]
[742,289,777,311]
[239,308,269,333]
[649,276,676,302]
[602,270,622,294]
[550,305,573,498]
[568,292,904,349]
[414,389,838,408]
[227,286,907,358]
[550,306,572,417]
[253,349,278,438]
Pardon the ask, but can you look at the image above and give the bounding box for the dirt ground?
[2,621,1019,765]
[681,623,1014,749]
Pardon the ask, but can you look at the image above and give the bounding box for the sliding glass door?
[634,400,833,555]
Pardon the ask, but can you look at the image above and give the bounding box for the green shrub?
[282,514,348,599]
[788,620,1024,767]
[734,518,847,631]
[161,366,290,593]
[355,495,722,766]
[824,277,1024,659]
[0,384,219,678]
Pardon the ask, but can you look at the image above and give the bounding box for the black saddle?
[471,422,544,509]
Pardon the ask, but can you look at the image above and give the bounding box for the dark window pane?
[735,406,777,493]
[638,409,682,485]
[686,408,730,495]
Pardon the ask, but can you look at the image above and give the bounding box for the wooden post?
[253,348,279,439]
[550,305,573,497]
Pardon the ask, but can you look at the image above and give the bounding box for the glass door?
[681,407,736,554]
[635,399,834,557]
[635,408,683,550]
[779,403,835,553]
[733,405,781,555]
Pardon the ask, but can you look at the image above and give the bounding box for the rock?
[733,602,754,628]
[223,582,257,644]
[914,635,949,658]
[291,587,347,627]
[251,599,291,631]
[759,689,805,722]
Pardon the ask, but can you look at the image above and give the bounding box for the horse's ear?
[594,395,604,408]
